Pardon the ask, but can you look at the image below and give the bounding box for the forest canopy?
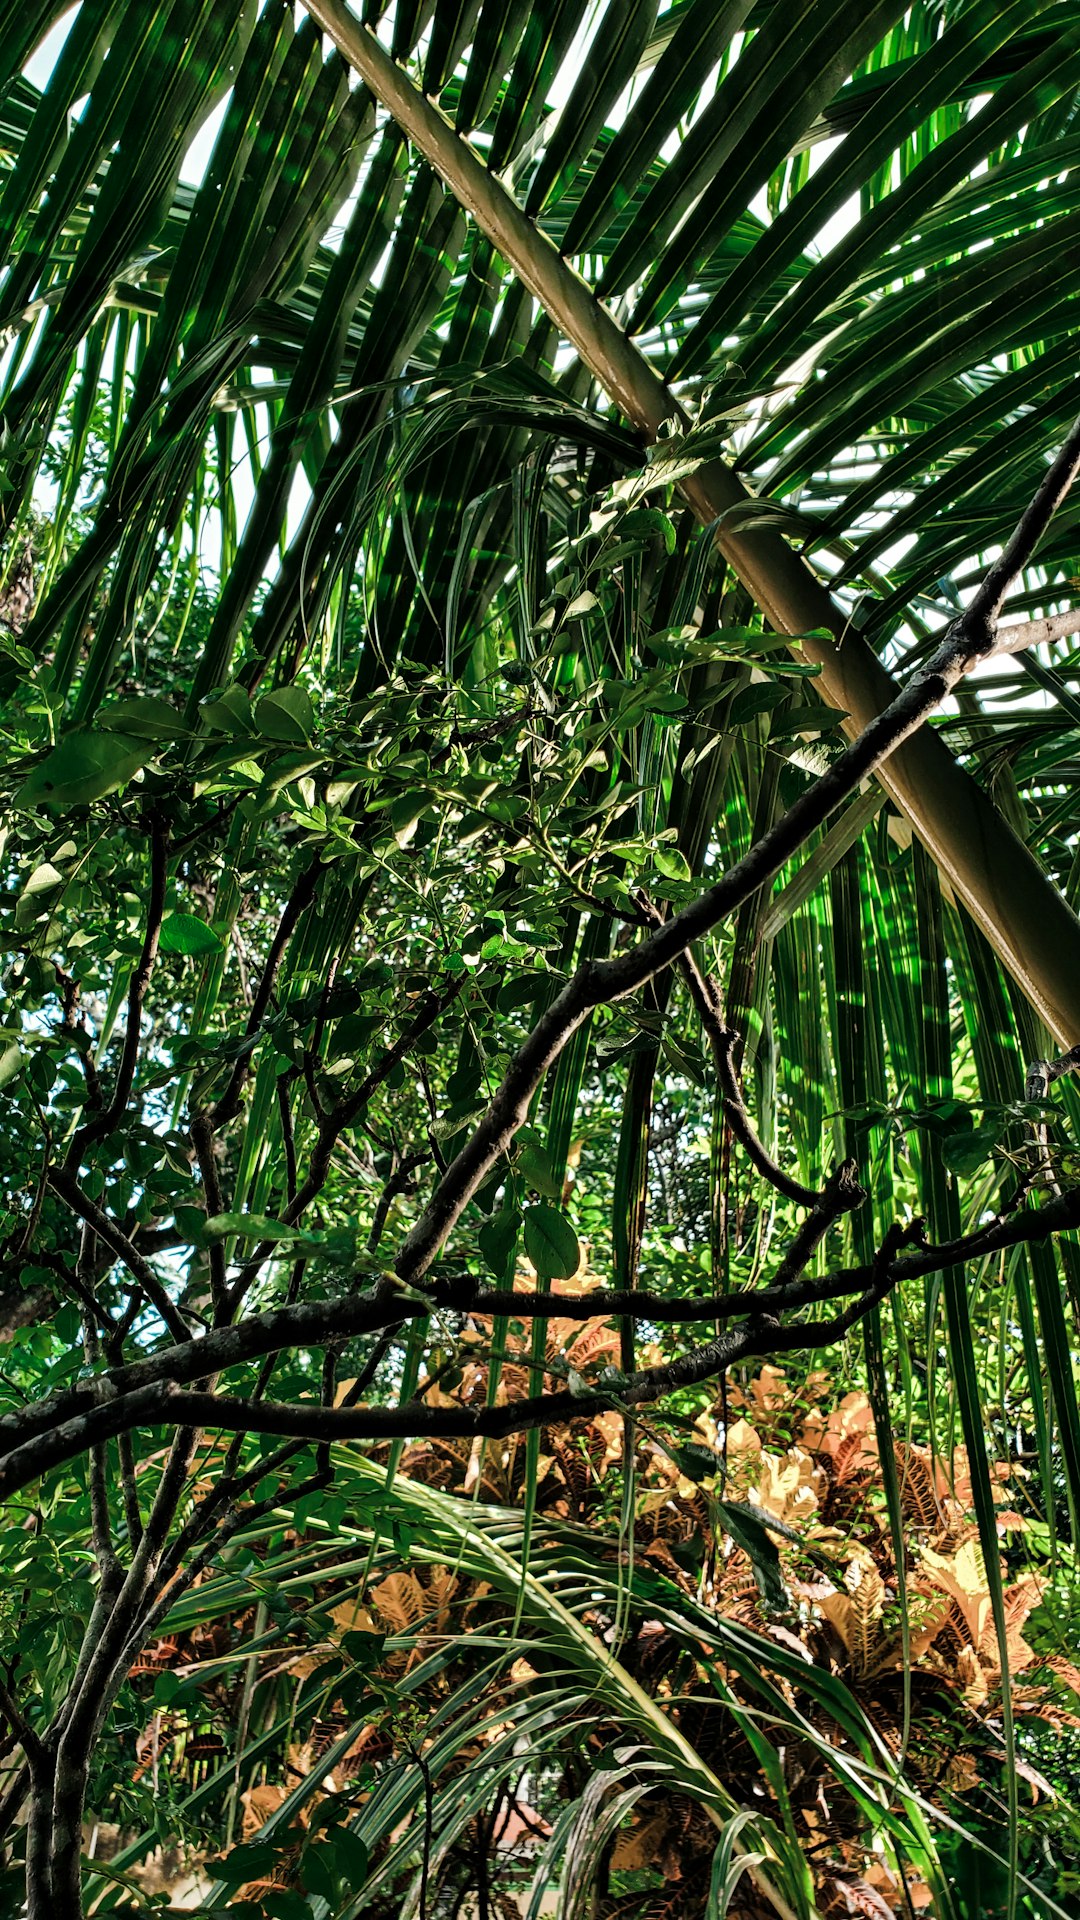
[4,2,1080,1916]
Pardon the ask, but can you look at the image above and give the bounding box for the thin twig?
[47,1168,192,1345]
[963,412,1080,636]
[226,984,459,1314]
[768,1161,867,1289]
[68,816,168,1162]
[0,1681,41,1765]
[78,1224,119,1587]
[189,1111,229,1320]
[678,948,818,1209]
[210,856,323,1128]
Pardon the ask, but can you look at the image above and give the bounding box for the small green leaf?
[523,1204,580,1281]
[212,1843,282,1883]
[661,1031,708,1086]
[100,695,188,740]
[716,1500,790,1614]
[941,1123,1003,1176]
[14,731,149,809]
[517,1143,563,1198]
[199,685,255,734]
[150,1670,201,1708]
[769,702,845,737]
[255,685,314,743]
[674,1442,723,1482]
[327,1827,369,1882]
[299,1846,338,1901]
[479,933,532,959]
[478,1208,522,1277]
[729,684,788,725]
[159,913,224,956]
[915,1098,973,1136]
[389,792,428,848]
[0,1041,24,1091]
[653,847,691,882]
[618,507,677,553]
[204,1212,299,1242]
[173,1204,207,1244]
[15,862,65,928]
[496,973,549,1013]
[341,1629,386,1668]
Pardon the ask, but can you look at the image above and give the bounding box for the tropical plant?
[4,2,1080,1916]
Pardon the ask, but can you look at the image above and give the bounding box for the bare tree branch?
[1,1184,1079,1497]
[995,609,1080,655]
[189,1112,228,1321]
[0,1277,894,1499]
[2,1181,1079,1492]
[963,413,1080,636]
[768,1161,867,1288]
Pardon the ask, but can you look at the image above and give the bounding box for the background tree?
[4,3,1080,1915]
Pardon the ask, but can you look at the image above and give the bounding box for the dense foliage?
[5,2,1080,1916]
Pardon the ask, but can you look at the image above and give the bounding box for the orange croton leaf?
[801,1390,879,1471]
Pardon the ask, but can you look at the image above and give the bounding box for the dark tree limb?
[277,1074,299,1207]
[288,979,462,1222]
[0,1760,29,1845]
[2,1184,1080,1491]
[962,411,1080,637]
[0,1680,41,1766]
[4,1177,1080,1499]
[0,1283,55,1341]
[10,1106,52,1263]
[367,1151,425,1256]
[189,1111,228,1321]
[116,1426,143,1551]
[0,1284,885,1498]
[126,1465,331,1669]
[768,1161,867,1289]
[77,1225,118,1588]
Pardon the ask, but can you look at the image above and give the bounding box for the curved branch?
[677,949,818,1208]
[46,1168,193,1346]
[965,413,1080,632]
[1,1189,1078,1488]
[209,855,323,1129]
[0,1272,900,1502]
